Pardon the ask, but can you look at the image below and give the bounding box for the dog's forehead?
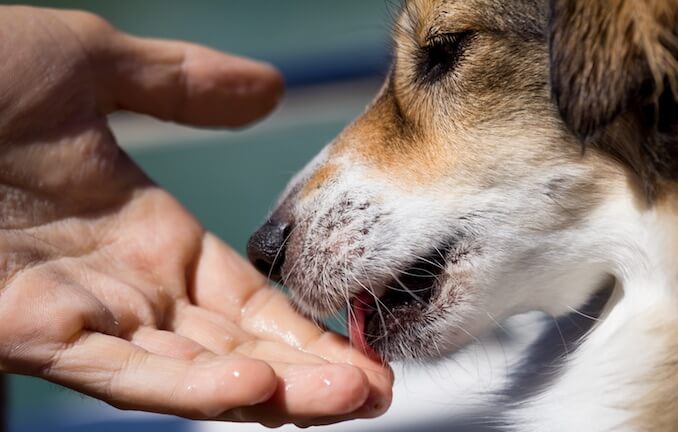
[301,0,554,191]
[399,0,546,42]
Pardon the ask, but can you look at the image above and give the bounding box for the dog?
[248,0,678,430]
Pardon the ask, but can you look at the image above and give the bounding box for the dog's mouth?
[347,247,450,359]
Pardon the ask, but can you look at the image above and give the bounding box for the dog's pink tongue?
[349,294,380,360]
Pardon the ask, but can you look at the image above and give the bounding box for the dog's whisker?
[352,271,399,338]
[383,285,433,294]
[399,251,449,272]
[397,268,441,278]
[265,222,297,282]
[552,316,570,359]
[567,306,600,321]
[388,270,429,307]
[358,264,395,361]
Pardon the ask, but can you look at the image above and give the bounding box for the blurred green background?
[1,1,395,431]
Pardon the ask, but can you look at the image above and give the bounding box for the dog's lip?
[348,245,452,354]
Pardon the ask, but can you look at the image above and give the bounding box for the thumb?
[105,34,285,127]
[57,9,285,128]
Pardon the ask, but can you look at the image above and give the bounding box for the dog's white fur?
[509,192,677,432]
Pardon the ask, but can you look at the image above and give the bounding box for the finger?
[189,232,269,321]
[170,306,378,423]
[220,363,371,426]
[292,384,392,428]
[51,9,284,127]
[129,326,214,361]
[235,340,326,366]
[297,383,392,425]
[304,332,394,419]
[239,285,325,349]
[294,404,386,428]
[104,33,284,127]
[305,332,393,376]
[172,305,327,365]
[238,297,393,422]
[170,305,373,423]
[171,304,254,354]
[0,267,120,352]
[170,313,372,423]
[76,268,159,336]
[44,332,277,419]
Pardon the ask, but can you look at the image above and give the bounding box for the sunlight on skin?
[0,6,392,428]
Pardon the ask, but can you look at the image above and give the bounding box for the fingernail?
[356,391,391,418]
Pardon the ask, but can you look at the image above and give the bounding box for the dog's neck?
[509,184,678,432]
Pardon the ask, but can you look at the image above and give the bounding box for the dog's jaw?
[280,159,477,360]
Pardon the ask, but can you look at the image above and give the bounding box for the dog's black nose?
[247,217,290,281]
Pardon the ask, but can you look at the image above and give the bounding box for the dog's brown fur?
[550,0,678,198]
[329,0,581,190]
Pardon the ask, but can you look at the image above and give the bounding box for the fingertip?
[295,378,392,428]
[257,61,285,103]
[293,388,392,429]
[216,363,376,426]
[221,59,285,129]
[319,364,370,414]
[348,384,393,422]
[266,363,370,418]
[346,365,394,420]
[101,33,286,128]
[224,358,278,406]
[364,385,393,418]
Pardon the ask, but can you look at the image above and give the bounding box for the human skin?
[0,6,392,428]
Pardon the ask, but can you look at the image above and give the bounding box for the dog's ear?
[548,0,678,193]
[549,0,677,139]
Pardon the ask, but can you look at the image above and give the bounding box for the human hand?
[0,6,392,427]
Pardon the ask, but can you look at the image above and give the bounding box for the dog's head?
[248,0,677,361]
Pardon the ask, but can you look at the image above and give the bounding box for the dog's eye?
[418,31,475,84]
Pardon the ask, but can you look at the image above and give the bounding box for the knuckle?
[64,10,115,34]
